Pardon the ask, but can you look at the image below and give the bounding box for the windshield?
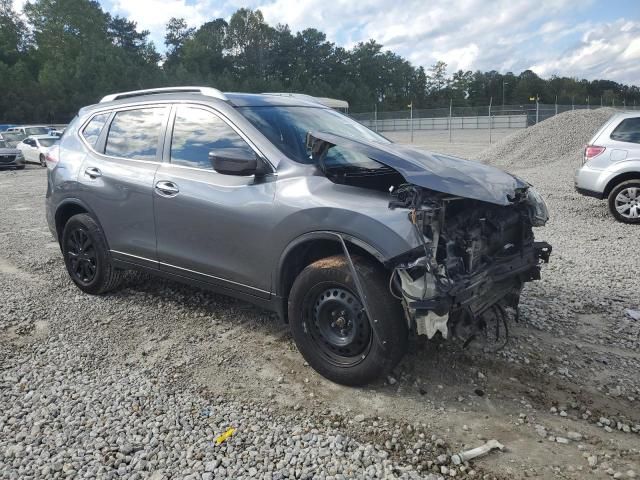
[238,106,389,164]
[1,132,24,146]
[25,127,50,136]
[38,138,58,147]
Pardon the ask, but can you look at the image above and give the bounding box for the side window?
[170,106,254,170]
[610,118,640,144]
[82,112,110,147]
[105,108,166,160]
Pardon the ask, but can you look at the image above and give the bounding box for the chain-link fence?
[351,103,640,133]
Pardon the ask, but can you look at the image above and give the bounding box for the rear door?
[153,104,276,297]
[77,106,169,268]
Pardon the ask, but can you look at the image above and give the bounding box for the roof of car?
[85,87,334,113]
[28,135,59,140]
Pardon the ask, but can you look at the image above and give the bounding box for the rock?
[588,456,598,468]
[354,414,365,423]
[567,432,582,441]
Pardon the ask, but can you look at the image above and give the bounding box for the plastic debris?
[215,427,236,445]
[625,309,640,321]
[451,439,504,465]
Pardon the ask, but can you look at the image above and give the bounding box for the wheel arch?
[604,171,640,198]
[54,199,107,248]
[276,231,388,311]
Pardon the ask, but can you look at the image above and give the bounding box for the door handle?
[155,180,180,197]
[84,167,102,178]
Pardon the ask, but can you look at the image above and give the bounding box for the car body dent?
[306,131,530,205]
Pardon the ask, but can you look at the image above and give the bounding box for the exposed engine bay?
[387,184,551,348]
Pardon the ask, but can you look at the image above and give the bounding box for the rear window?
[38,138,58,147]
[610,118,640,144]
[82,113,110,146]
[25,127,50,136]
[105,108,166,160]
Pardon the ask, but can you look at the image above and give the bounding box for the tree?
[0,0,27,65]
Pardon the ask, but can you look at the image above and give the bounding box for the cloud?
[108,0,214,35]
[529,20,640,84]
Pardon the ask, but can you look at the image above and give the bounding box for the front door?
[153,104,276,298]
[23,139,38,162]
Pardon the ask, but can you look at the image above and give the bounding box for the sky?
[14,0,640,85]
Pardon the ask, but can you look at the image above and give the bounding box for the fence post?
[555,95,558,116]
[449,99,452,143]
[409,102,414,143]
[489,97,492,144]
[535,97,539,124]
[374,104,378,132]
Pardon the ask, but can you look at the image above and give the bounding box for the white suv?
[575,112,640,223]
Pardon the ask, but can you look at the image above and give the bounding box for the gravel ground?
[1,109,639,480]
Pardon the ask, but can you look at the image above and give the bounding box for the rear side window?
[170,106,254,170]
[610,118,640,144]
[82,113,109,146]
[105,108,166,160]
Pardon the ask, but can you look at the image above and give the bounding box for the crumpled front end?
[386,183,551,347]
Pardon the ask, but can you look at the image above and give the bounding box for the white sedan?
[17,136,59,167]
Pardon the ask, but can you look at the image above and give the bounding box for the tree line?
[1,0,639,123]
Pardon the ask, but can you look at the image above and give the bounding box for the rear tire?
[62,213,123,294]
[288,254,407,386]
[608,180,640,224]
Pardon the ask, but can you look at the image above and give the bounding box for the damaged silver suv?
[46,87,551,385]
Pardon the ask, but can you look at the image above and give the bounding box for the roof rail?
[100,86,228,103]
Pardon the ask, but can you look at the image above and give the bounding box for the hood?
[0,148,20,155]
[308,132,529,206]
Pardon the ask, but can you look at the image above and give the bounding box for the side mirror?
[209,149,259,176]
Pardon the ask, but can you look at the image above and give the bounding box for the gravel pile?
[474,108,617,167]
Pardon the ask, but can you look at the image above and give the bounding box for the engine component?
[388,184,550,346]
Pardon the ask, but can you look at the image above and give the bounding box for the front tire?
[39,154,46,167]
[288,255,407,386]
[608,180,640,224]
[62,213,123,294]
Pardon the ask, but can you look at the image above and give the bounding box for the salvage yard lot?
[1,113,639,479]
